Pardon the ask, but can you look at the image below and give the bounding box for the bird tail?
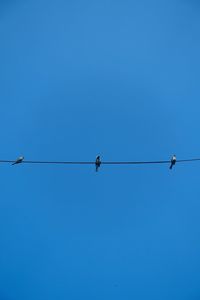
[12,162,16,166]
[169,164,172,169]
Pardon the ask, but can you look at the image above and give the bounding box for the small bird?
[95,155,101,172]
[12,156,24,166]
[169,155,176,170]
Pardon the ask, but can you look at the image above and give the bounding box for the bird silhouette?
[169,155,176,169]
[12,156,24,165]
[95,155,101,172]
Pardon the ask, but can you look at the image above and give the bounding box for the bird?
[169,155,176,169]
[12,156,24,165]
[95,155,101,172]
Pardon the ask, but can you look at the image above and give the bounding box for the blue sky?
[0,0,200,299]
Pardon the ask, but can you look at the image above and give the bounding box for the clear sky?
[0,0,200,299]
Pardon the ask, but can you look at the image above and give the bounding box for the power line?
[0,158,200,165]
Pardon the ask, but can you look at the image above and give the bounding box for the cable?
[176,158,200,163]
[0,158,200,165]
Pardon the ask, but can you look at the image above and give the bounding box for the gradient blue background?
[0,0,200,299]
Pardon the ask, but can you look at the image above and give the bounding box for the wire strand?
[0,158,200,165]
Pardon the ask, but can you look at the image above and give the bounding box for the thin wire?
[0,158,200,165]
[177,158,200,162]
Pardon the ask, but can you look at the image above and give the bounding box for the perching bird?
[95,155,101,172]
[12,156,24,165]
[169,155,176,169]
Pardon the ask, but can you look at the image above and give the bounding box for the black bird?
[95,155,101,172]
[12,156,24,165]
[169,155,176,170]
